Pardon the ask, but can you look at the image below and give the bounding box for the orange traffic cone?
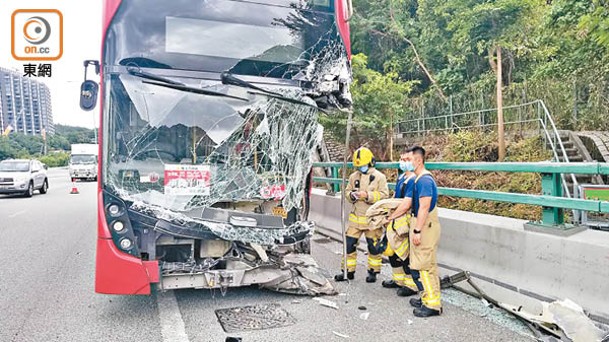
[70,182,79,194]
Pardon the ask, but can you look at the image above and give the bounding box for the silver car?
[0,159,49,197]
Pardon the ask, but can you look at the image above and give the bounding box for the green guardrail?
[312,161,609,229]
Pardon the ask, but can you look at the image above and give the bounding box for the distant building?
[0,67,54,136]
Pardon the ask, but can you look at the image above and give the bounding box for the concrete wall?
[309,188,609,318]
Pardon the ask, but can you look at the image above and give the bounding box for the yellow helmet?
[353,147,375,167]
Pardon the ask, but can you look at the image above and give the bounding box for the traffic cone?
[70,182,79,194]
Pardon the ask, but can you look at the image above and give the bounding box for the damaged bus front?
[84,0,352,295]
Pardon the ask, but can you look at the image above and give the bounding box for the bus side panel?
[95,238,153,295]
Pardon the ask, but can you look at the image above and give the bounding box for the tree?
[432,0,539,160]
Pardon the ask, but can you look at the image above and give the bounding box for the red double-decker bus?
[81,0,352,295]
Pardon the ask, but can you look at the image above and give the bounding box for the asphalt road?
[0,168,532,342]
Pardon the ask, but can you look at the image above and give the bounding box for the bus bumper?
[95,238,159,295]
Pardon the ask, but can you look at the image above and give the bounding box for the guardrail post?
[541,172,564,226]
[332,167,340,193]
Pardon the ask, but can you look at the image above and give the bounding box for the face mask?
[399,161,415,172]
[358,165,369,174]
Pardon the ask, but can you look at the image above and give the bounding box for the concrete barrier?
[310,188,609,319]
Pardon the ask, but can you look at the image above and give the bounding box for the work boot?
[413,306,442,317]
[409,297,422,308]
[397,287,418,297]
[381,280,399,288]
[334,271,354,282]
[365,270,377,283]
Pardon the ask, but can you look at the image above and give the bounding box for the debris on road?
[547,299,607,342]
[358,306,367,311]
[359,312,370,320]
[313,297,339,310]
[407,319,413,325]
[332,331,350,339]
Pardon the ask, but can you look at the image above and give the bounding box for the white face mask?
[399,161,415,172]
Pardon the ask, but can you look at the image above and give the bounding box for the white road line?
[157,290,190,342]
[8,210,26,218]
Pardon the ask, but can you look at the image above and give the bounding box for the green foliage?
[38,152,70,167]
[349,0,608,130]
[410,132,549,220]
[0,126,95,166]
[444,130,498,162]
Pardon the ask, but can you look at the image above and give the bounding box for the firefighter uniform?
[336,147,389,282]
[388,172,417,293]
[409,171,442,315]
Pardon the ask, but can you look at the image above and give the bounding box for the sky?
[0,0,103,129]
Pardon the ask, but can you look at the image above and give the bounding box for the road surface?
[0,167,532,342]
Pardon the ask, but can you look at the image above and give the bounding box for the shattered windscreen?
[103,75,321,213]
[102,0,350,217]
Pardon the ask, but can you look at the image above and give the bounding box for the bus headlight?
[113,221,125,232]
[120,238,133,250]
[108,204,121,217]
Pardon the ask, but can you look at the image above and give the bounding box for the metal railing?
[394,99,581,219]
[395,100,541,136]
[311,161,609,229]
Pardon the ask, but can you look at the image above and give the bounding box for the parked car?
[0,159,49,197]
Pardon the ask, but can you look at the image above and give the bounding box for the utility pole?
[496,46,506,161]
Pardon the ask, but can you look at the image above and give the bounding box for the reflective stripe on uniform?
[403,276,417,289]
[369,191,381,203]
[420,270,441,307]
[394,216,409,226]
[392,273,406,281]
[342,253,358,272]
[394,240,409,258]
[368,255,382,270]
[368,257,382,266]
[349,214,367,224]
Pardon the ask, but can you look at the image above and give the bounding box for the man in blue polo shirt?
[387,146,442,317]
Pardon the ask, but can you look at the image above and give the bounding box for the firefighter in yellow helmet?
[335,147,389,283]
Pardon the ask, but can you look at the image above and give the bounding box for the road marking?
[8,210,26,218]
[157,290,190,342]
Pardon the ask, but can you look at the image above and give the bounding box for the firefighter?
[381,149,418,297]
[335,147,389,283]
[387,145,442,317]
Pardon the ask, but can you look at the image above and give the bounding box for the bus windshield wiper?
[127,67,184,86]
[221,72,324,112]
[142,80,250,102]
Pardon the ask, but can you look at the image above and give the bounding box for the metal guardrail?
[311,161,609,229]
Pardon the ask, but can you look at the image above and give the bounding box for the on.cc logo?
[11,9,63,61]
[23,16,52,45]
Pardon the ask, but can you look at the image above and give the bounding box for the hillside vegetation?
[323,0,608,160]
[0,125,96,166]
